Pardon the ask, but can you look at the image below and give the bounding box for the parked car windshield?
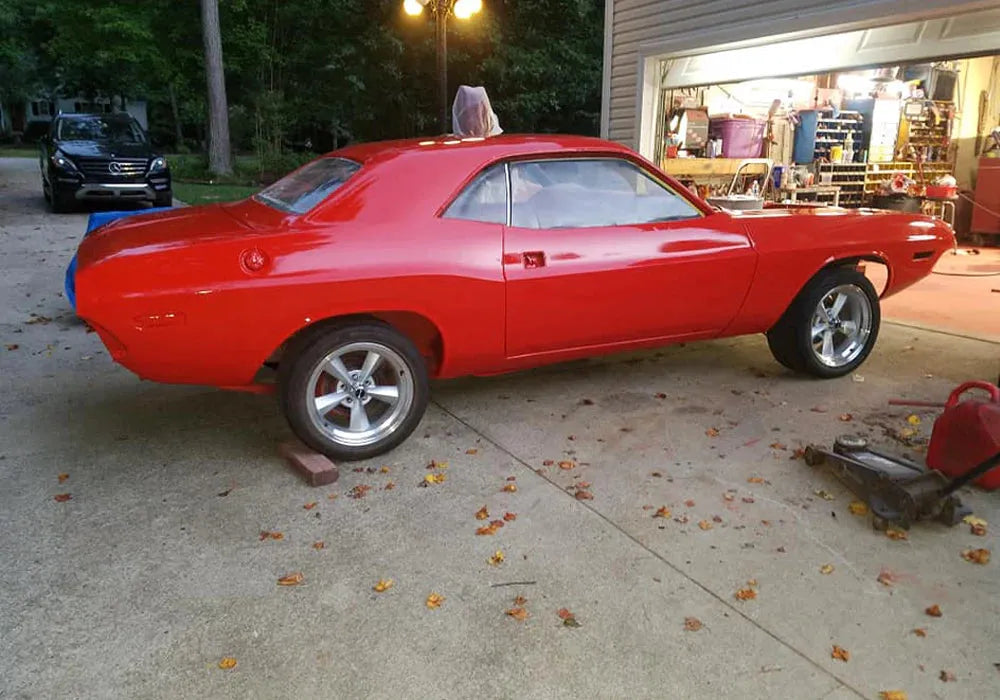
[254,157,361,214]
[57,116,146,143]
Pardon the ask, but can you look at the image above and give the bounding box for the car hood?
[56,140,153,160]
[76,202,266,268]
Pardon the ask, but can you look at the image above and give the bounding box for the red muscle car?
[74,135,954,460]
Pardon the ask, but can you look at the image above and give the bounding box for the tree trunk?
[200,0,232,175]
[168,83,183,147]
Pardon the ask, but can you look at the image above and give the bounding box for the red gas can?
[927,382,1000,490]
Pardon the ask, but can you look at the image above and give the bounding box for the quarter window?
[442,163,507,224]
[509,158,701,229]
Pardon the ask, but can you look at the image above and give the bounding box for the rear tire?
[766,266,880,378]
[280,323,429,461]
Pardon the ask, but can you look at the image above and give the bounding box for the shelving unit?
[812,111,864,162]
[863,162,915,199]
[817,163,865,207]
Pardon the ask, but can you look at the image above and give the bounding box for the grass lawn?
[0,147,38,158]
[173,182,259,205]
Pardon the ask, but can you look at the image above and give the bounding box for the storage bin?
[708,117,765,158]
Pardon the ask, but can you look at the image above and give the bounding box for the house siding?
[603,0,994,148]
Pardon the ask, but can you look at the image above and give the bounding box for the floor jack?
[803,382,1000,531]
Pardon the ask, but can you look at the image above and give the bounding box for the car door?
[503,156,756,357]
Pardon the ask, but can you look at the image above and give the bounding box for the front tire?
[766,266,880,378]
[154,191,173,208]
[280,323,429,461]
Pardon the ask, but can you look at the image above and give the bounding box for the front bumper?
[73,182,157,201]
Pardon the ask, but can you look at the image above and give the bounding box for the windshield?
[58,117,146,143]
[254,157,361,214]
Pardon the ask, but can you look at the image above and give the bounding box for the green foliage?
[4,0,604,152]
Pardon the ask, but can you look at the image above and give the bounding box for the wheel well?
[819,255,890,297]
[262,311,444,378]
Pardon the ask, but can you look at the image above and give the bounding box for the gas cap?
[240,247,268,272]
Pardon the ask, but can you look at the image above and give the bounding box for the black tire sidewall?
[280,323,430,461]
[792,267,880,378]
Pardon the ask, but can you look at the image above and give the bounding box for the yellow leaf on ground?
[502,483,517,493]
[879,692,907,700]
[218,657,237,670]
[513,595,527,606]
[912,628,927,637]
[558,460,576,470]
[653,506,671,519]
[380,466,390,473]
[925,604,942,617]
[747,476,764,484]
[831,645,850,662]
[848,501,869,516]
[963,515,987,536]
[57,473,69,483]
[734,588,757,601]
[820,564,834,575]
[426,593,445,609]
[277,572,303,586]
[698,520,713,531]
[506,607,529,621]
[475,505,489,521]
[705,428,720,437]
[961,548,990,565]
[684,617,703,631]
[424,473,446,485]
[476,523,499,536]
[373,579,393,593]
[312,541,325,550]
[885,527,908,541]
[907,414,921,426]
[488,550,504,566]
[466,449,478,455]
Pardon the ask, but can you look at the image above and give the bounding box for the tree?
[200,0,232,175]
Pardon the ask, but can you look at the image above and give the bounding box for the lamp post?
[404,0,482,133]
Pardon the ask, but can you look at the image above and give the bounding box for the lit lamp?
[403,0,483,132]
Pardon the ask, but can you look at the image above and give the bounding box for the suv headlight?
[52,150,79,173]
[148,156,167,173]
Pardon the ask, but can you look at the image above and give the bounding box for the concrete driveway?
[1,156,997,699]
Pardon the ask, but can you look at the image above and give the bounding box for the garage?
[602,2,1000,241]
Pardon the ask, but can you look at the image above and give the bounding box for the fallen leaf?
[577,481,591,488]
[277,572,304,586]
[814,489,835,501]
[848,501,869,516]
[574,490,593,501]
[831,645,850,662]
[899,427,917,439]
[476,523,500,536]
[503,512,517,522]
[379,466,390,473]
[5,344,19,351]
[878,692,907,700]
[426,592,445,609]
[742,496,755,503]
[705,428,720,437]
[488,550,504,566]
[907,414,921,426]
[769,442,786,450]
[513,595,527,606]
[838,413,853,422]
[466,449,478,455]
[489,519,505,529]
[217,488,233,497]
[475,505,489,521]
[557,608,581,628]
[964,515,987,536]
[925,604,942,617]
[502,483,517,493]
[427,460,448,470]
[349,484,371,499]
[506,607,529,621]
[810,406,828,413]
[820,564,834,575]
[558,460,576,470]
[912,628,927,637]
[655,392,667,399]
[506,476,517,481]
[259,530,284,541]
[734,588,757,601]
[747,578,758,587]
[683,617,703,631]
[723,492,735,502]
[877,570,897,586]
[542,460,554,466]
[384,481,395,490]
[373,579,393,593]
[653,506,671,519]
[57,473,69,483]
[684,499,696,507]
[674,515,689,524]
[303,501,317,510]
[852,374,865,383]
[747,477,764,484]
[53,493,72,502]
[885,527,908,541]
[327,493,338,500]
[792,448,806,460]
[218,657,237,670]
[651,471,662,478]
[424,473,446,485]
[579,398,595,405]
[698,520,713,530]
[961,548,990,564]
[312,541,325,550]
[939,670,956,682]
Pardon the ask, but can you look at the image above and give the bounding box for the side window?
[442,163,507,224]
[509,158,701,229]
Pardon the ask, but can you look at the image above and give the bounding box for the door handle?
[522,251,546,268]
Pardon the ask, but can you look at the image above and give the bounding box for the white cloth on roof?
[452,85,502,138]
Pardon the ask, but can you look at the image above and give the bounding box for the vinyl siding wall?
[602,0,993,148]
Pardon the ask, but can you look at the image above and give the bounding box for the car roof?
[331,134,634,165]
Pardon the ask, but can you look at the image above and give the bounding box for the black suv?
[39,112,172,212]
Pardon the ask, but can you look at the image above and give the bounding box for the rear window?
[254,157,360,214]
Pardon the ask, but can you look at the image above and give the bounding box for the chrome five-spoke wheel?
[810,284,873,368]
[281,323,429,461]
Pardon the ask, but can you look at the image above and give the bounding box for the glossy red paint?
[74,134,955,390]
